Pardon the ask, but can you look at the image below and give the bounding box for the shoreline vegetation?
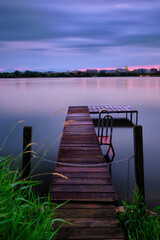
[117,188,160,240]
[0,155,67,240]
[0,70,160,78]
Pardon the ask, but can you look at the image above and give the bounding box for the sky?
[0,0,160,72]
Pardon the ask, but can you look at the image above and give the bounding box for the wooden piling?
[22,126,32,180]
[133,125,145,198]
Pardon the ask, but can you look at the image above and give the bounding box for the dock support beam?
[133,125,145,200]
[22,126,32,180]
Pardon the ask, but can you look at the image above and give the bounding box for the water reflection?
[0,77,160,90]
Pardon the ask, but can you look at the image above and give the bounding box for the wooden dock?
[51,106,124,239]
[88,105,138,125]
[88,105,137,115]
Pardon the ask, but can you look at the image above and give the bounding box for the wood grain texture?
[51,106,124,239]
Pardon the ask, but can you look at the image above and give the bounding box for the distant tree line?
[0,70,160,78]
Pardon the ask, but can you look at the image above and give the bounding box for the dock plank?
[51,178,112,185]
[51,192,117,201]
[51,106,124,239]
[52,172,110,178]
[54,167,108,172]
[51,184,114,192]
[57,227,124,239]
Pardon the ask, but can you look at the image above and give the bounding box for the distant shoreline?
[0,70,160,79]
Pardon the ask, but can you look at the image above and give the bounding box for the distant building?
[100,69,116,73]
[125,65,129,71]
[116,68,129,73]
[151,68,157,73]
[86,69,98,74]
[146,69,151,74]
[133,69,148,74]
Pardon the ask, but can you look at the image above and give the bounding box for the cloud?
[1,0,160,45]
[0,0,160,70]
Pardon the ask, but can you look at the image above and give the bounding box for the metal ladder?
[98,109,115,156]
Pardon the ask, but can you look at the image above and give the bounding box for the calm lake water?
[0,77,160,209]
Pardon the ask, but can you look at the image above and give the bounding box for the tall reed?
[0,155,66,240]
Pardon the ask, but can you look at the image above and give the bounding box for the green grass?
[0,155,66,240]
[117,188,160,240]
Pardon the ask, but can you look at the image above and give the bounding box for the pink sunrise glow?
[129,65,160,71]
[78,65,160,72]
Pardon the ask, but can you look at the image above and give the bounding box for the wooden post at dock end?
[22,126,32,180]
[133,125,145,200]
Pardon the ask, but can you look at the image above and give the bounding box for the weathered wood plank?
[57,208,117,218]
[57,157,105,162]
[53,172,110,178]
[51,178,112,185]
[56,159,105,165]
[51,184,114,193]
[54,167,108,173]
[51,192,117,200]
[51,106,124,240]
[58,151,103,157]
[58,218,120,228]
[60,144,100,148]
[57,203,115,209]
[57,227,124,239]
[59,146,101,150]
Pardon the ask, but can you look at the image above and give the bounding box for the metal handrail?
[100,114,113,145]
[98,109,109,136]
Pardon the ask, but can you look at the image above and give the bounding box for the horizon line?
[1,64,160,73]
